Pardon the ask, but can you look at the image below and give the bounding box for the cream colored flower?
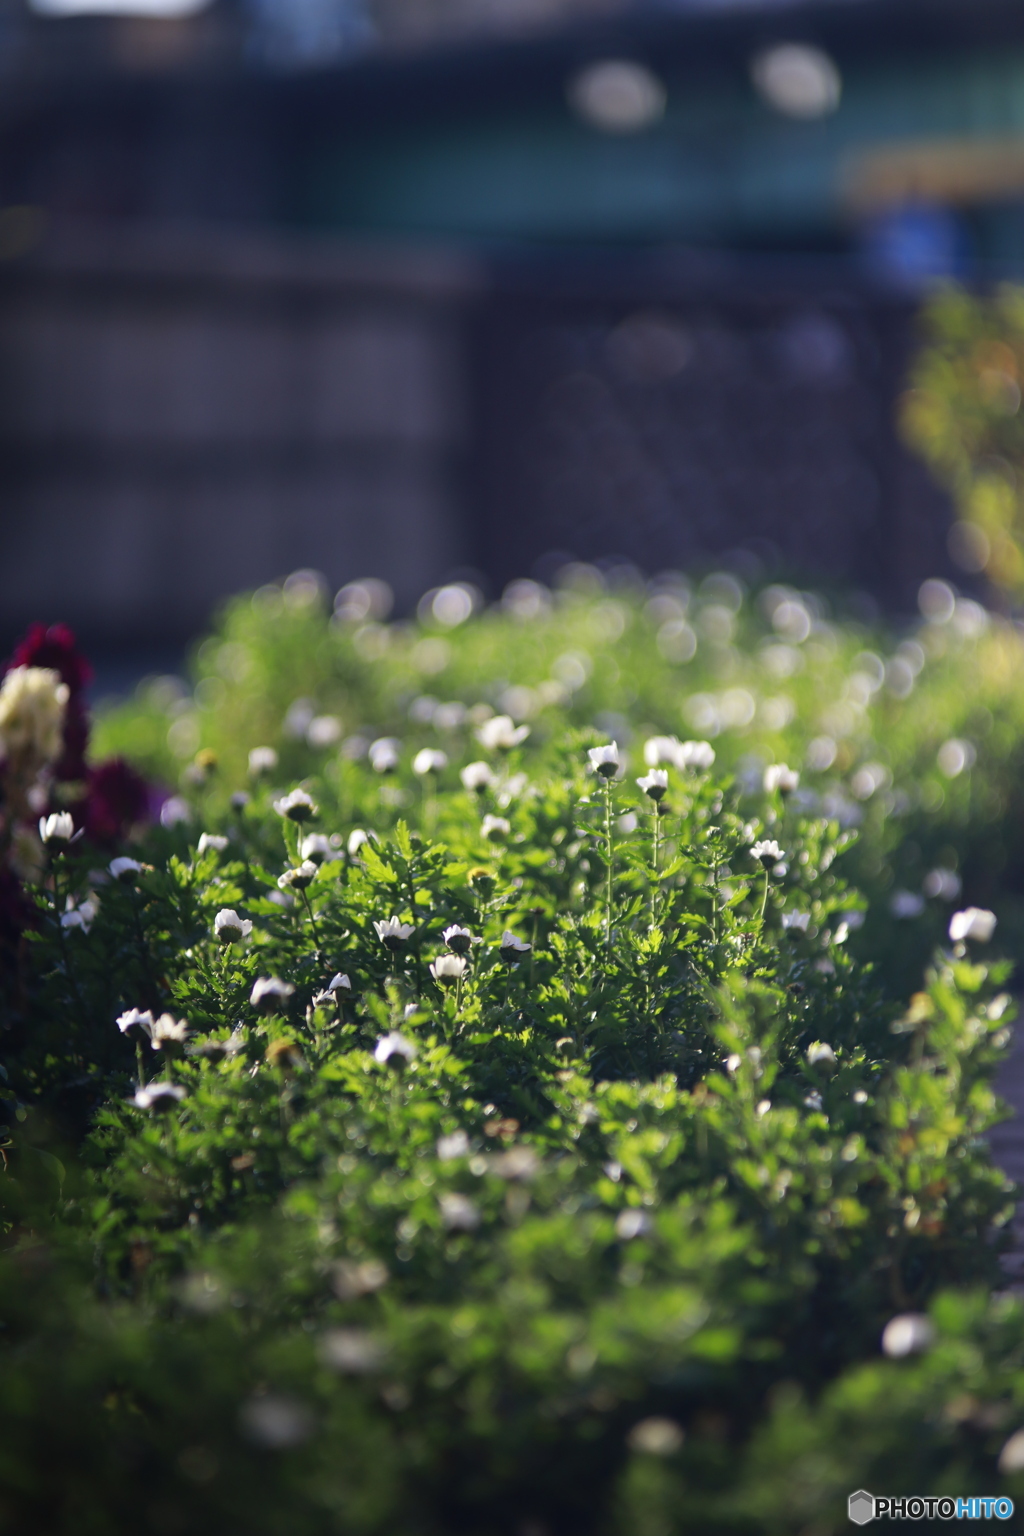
[0,667,68,770]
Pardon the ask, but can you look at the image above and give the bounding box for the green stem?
[300,889,325,968]
[603,778,614,952]
[759,867,770,927]
[651,809,661,925]
[136,1037,147,1089]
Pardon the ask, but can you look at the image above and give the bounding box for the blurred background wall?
[3,0,1024,654]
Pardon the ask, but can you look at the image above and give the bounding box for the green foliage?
[903,283,1024,598]
[1,648,1020,1531]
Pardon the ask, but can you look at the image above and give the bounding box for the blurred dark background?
[4,0,1024,659]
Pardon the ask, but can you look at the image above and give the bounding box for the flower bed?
[1,585,1024,1533]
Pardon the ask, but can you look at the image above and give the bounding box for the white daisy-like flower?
[806,1041,837,1068]
[781,910,810,934]
[437,1130,470,1161]
[881,1314,935,1359]
[62,896,98,934]
[300,834,334,865]
[588,742,620,778]
[273,787,318,822]
[347,828,376,857]
[443,924,473,954]
[439,1192,480,1231]
[117,1007,154,1038]
[214,908,252,944]
[476,714,530,751]
[481,814,511,841]
[39,811,75,845]
[374,1031,417,1065]
[751,839,784,870]
[197,833,229,856]
[764,763,800,795]
[643,736,681,768]
[278,861,318,891]
[430,953,467,986]
[413,748,447,776]
[677,740,715,771]
[150,1014,191,1051]
[109,856,142,883]
[131,1082,186,1112]
[460,761,496,793]
[636,768,668,801]
[248,746,278,777]
[374,916,414,950]
[369,738,399,774]
[949,907,997,943]
[250,976,295,1013]
[498,930,532,965]
[326,972,352,993]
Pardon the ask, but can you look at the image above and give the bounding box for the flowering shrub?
[1,641,1023,1530]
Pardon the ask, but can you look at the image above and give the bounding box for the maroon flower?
[81,759,149,847]
[5,623,93,782]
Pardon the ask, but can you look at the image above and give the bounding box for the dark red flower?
[5,624,93,781]
[81,759,149,847]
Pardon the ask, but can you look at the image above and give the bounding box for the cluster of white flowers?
[643,736,715,771]
[0,666,68,772]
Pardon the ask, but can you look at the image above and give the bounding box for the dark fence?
[0,227,953,655]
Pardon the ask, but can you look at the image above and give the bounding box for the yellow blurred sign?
[841,136,1024,212]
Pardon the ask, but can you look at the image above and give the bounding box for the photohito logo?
[848,1491,1015,1523]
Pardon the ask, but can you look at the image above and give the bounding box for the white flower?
[150,1014,191,1050]
[272,787,318,822]
[0,666,68,770]
[131,1081,186,1112]
[160,796,190,829]
[374,916,414,950]
[300,834,334,865]
[588,742,620,778]
[326,972,351,992]
[278,861,318,891]
[481,814,510,841]
[806,1041,837,1068]
[643,735,681,768]
[615,1209,653,1241]
[248,746,278,777]
[347,828,376,856]
[677,740,715,771]
[998,1429,1024,1476]
[476,714,530,751]
[62,896,98,934]
[751,840,784,870]
[803,1091,824,1112]
[781,910,810,934]
[627,1418,684,1457]
[430,953,467,986]
[214,908,252,944]
[250,976,295,1013]
[499,930,531,965]
[881,1313,935,1358]
[39,811,75,845]
[443,924,473,954]
[369,738,399,774]
[439,1191,480,1231]
[764,763,799,795]
[891,890,925,919]
[318,1329,386,1375]
[117,1007,154,1038]
[197,833,229,856]
[437,1130,470,1160]
[460,761,496,793]
[413,748,447,776]
[949,907,997,944]
[109,857,142,884]
[636,769,668,801]
[374,1031,417,1065]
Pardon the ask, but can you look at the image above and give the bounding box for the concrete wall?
[0,225,481,646]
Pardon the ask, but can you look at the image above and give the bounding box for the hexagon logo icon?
[848,1490,875,1525]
